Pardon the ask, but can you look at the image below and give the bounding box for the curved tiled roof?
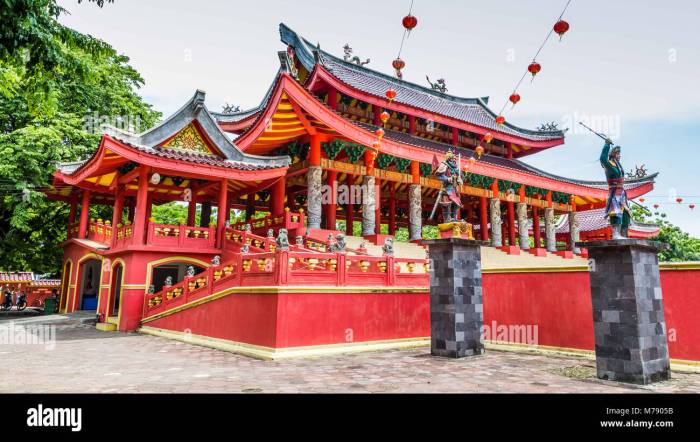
[279,23,565,143]
[555,208,660,234]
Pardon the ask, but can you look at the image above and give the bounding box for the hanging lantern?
[677,197,683,203]
[483,132,494,143]
[690,204,696,210]
[375,128,385,139]
[509,93,521,106]
[392,58,405,78]
[653,204,659,209]
[639,198,645,203]
[495,116,506,125]
[402,14,418,33]
[475,145,485,157]
[385,88,397,102]
[528,61,541,80]
[380,111,390,125]
[553,20,570,41]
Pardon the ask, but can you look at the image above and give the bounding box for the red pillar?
[532,205,541,248]
[309,134,321,167]
[325,170,337,230]
[187,200,197,226]
[145,193,153,223]
[375,179,382,235]
[132,167,149,245]
[388,184,396,235]
[67,194,78,237]
[271,176,286,217]
[451,127,459,146]
[507,145,514,159]
[373,106,382,127]
[217,179,228,248]
[78,190,91,239]
[507,201,516,246]
[410,161,420,184]
[111,188,125,247]
[408,115,416,135]
[246,195,255,222]
[479,196,489,241]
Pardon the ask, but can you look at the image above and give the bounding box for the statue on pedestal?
[600,139,630,239]
[431,150,463,223]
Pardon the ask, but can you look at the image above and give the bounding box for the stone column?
[516,202,530,250]
[489,198,502,247]
[579,239,671,384]
[423,238,487,358]
[408,184,422,241]
[544,208,556,252]
[361,175,376,236]
[307,165,323,229]
[569,211,580,254]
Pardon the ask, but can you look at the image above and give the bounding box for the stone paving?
[2,318,700,393]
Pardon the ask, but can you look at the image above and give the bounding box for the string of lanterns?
[392,0,417,79]
[495,0,573,126]
[637,197,697,211]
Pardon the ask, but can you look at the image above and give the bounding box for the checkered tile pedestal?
[578,239,671,385]
[424,238,489,358]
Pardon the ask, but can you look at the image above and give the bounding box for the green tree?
[631,205,700,262]
[0,1,160,274]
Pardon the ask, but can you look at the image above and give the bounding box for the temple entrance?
[109,264,124,317]
[78,259,101,311]
[151,263,204,293]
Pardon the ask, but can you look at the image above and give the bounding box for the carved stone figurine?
[426,76,448,93]
[295,235,304,246]
[211,255,221,266]
[382,237,395,256]
[240,244,249,253]
[267,228,274,238]
[148,285,155,294]
[276,228,290,251]
[164,276,173,287]
[186,266,195,278]
[343,44,370,66]
[330,234,347,252]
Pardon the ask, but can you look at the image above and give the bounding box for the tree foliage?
[631,205,700,262]
[0,0,160,273]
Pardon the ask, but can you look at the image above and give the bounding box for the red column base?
[556,251,575,259]
[528,248,548,257]
[500,245,520,255]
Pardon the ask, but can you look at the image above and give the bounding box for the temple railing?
[143,249,429,317]
[230,209,305,236]
[86,219,113,244]
[146,223,216,249]
[223,228,277,253]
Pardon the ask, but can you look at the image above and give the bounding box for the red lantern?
[690,204,696,210]
[639,198,645,203]
[677,197,683,203]
[392,58,405,79]
[475,145,485,157]
[375,128,385,139]
[380,111,390,124]
[553,20,570,41]
[653,204,659,209]
[484,132,494,143]
[495,116,506,125]
[402,14,418,32]
[509,93,521,106]
[528,61,541,80]
[385,88,397,102]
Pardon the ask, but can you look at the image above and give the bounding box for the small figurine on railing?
[240,244,250,253]
[382,238,395,256]
[211,255,221,266]
[295,235,304,246]
[186,266,196,278]
[148,285,155,295]
[358,240,368,254]
[245,224,252,233]
[267,228,274,238]
[276,228,290,251]
[330,234,347,252]
[164,276,173,287]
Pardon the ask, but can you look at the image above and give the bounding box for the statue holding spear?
[579,122,630,239]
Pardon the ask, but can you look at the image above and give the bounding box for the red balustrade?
[146,223,216,249]
[230,210,305,236]
[86,220,113,244]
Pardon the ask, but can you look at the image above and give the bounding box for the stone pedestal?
[578,239,671,384]
[424,238,488,358]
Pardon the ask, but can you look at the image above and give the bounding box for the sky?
[57,0,700,235]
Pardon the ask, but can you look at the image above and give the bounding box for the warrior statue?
[431,151,463,223]
[600,139,630,239]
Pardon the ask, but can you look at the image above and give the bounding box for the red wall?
[660,269,700,361]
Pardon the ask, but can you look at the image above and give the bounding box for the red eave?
[306,66,565,153]
[218,112,261,134]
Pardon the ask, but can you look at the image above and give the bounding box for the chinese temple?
[44,24,657,358]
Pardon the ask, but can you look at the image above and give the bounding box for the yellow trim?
[106,316,119,325]
[142,286,429,324]
[107,258,126,328]
[483,265,588,274]
[122,284,147,289]
[71,253,103,313]
[144,256,211,294]
[139,326,429,360]
[59,258,74,314]
[659,262,700,271]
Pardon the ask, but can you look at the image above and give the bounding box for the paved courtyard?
[2,315,699,393]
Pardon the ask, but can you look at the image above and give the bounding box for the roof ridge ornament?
[426,76,447,94]
[342,44,370,66]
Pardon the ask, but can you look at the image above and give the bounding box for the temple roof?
[57,90,289,177]
[279,23,565,144]
[555,208,660,235]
